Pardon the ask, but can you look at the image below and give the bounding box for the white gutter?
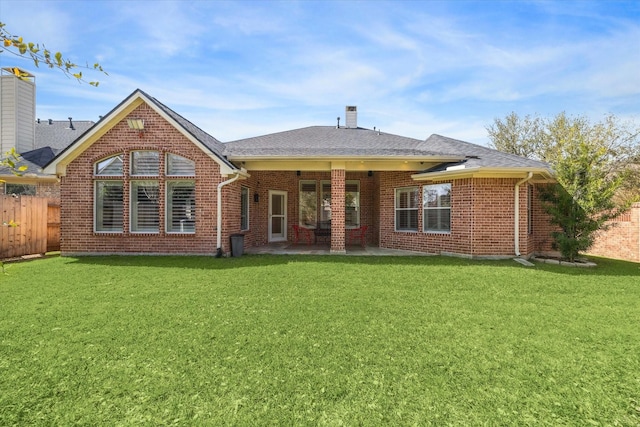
[216,171,243,256]
[514,172,534,256]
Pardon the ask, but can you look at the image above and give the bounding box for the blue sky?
[1,0,639,145]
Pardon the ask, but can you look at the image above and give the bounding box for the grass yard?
[1,254,639,426]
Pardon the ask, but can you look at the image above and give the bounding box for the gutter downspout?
[514,172,534,257]
[215,172,242,257]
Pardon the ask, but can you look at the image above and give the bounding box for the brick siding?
[587,203,640,262]
[59,107,555,258]
[378,172,552,257]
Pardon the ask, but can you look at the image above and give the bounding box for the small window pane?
[95,181,123,232]
[95,154,123,176]
[395,187,419,231]
[131,151,159,176]
[5,183,36,196]
[345,180,360,227]
[167,154,195,176]
[423,183,451,232]
[321,181,331,222]
[241,186,249,231]
[131,181,159,232]
[299,180,317,228]
[167,181,195,233]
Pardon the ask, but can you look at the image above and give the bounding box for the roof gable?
[43,89,235,176]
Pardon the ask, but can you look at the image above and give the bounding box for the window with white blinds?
[167,154,195,176]
[167,181,195,233]
[131,181,159,232]
[94,151,197,234]
[131,151,159,176]
[395,187,419,231]
[95,181,123,232]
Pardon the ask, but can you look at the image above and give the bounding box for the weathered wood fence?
[1,195,60,259]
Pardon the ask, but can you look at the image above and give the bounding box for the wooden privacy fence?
[1,195,60,259]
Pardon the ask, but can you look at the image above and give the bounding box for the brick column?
[330,166,346,254]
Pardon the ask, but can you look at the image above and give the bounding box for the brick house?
[44,89,556,258]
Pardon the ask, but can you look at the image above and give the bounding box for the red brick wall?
[60,104,225,255]
[378,172,552,257]
[239,170,377,248]
[587,202,640,262]
[60,107,556,259]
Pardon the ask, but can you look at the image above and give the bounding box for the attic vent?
[345,106,357,128]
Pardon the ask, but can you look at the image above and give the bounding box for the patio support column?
[330,164,346,254]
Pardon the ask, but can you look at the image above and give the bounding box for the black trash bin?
[230,233,244,257]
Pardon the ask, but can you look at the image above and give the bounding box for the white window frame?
[94,180,124,233]
[166,153,195,176]
[240,186,250,231]
[131,150,160,176]
[298,180,317,228]
[423,183,451,233]
[166,180,196,234]
[395,187,419,232]
[95,154,124,176]
[130,180,160,233]
[345,180,360,228]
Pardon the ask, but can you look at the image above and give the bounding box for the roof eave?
[411,167,555,181]
[226,154,465,162]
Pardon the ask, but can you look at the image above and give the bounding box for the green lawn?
[1,255,639,426]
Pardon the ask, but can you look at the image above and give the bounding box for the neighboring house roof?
[43,89,237,176]
[0,146,58,180]
[35,119,95,151]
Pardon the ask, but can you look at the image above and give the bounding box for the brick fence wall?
[587,202,640,263]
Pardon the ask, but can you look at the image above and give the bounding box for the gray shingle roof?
[224,127,552,172]
[35,120,94,151]
[224,126,460,158]
[417,134,551,170]
[43,89,236,173]
[142,91,234,169]
[0,146,56,176]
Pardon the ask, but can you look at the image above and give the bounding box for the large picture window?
[95,150,196,234]
[95,181,123,232]
[395,187,419,231]
[423,183,451,232]
[167,181,195,233]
